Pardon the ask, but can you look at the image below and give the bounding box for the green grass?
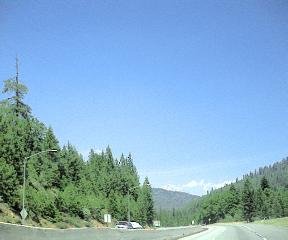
[0,215,21,224]
[0,202,21,224]
[254,217,288,227]
[55,222,69,229]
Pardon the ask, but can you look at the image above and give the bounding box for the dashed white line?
[241,225,268,240]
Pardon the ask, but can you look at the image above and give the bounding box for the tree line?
[157,160,288,226]
[0,64,154,226]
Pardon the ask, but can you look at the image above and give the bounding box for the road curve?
[0,222,205,240]
[179,223,288,240]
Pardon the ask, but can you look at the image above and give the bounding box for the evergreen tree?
[242,179,255,222]
[138,177,154,226]
[59,143,84,187]
[0,99,31,182]
[255,188,264,217]
[0,160,19,206]
[224,184,240,217]
[1,57,31,118]
[37,127,61,188]
[260,176,270,191]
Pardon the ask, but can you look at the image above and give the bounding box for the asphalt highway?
[179,223,288,240]
[0,222,204,240]
[1,222,287,240]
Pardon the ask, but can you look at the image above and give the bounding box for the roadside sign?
[153,220,161,227]
[20,208,28,220]
[104,214,111,223]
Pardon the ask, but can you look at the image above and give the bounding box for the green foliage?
[158,160,288,227]
[26,187,59,222]
[0,74,154,227]
[137,177,154,226]
[2,63,31,118]
[224,184,240,217]
[242,179,255,222]
[55,222,68,229]
[59,143,84,188]
[0,214,21,224]
[81,207,91,221]
[0,160,19,206]
[260,176,270,191]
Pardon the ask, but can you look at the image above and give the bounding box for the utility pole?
[128,189,130,222]
[21,150,57,224]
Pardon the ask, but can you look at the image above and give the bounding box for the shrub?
[82,207,91,221]
[0,160,19,206]
[26,188,60,221]
[90,207,102,221]
[65,217,83,228]
[55,222,68,229]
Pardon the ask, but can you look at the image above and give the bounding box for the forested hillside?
[0,67,154,227]
[152,188,199,211]
[157,159,288,226]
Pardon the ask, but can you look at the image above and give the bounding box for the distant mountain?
[152,188,199,211]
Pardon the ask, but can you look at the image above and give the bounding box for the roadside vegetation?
[254,217,288,227]
[0,66,154,228]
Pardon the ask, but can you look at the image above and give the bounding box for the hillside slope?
[152,188,199,211]
[156,158,288,227]
[185,158,288,224]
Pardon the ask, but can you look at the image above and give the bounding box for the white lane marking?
[241,225,267,240]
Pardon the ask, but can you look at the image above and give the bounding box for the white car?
[130,221,143,229]
[115,221,133,229]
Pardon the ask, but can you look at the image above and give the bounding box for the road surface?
[179,223,288,240]
[0,222,205,240]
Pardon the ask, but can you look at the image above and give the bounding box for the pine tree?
[37,127,61,188]
[0,102,32,182]
[255,188,264,217]
[242,179,255,222]
[260,176,270,191]
[139,177,154,226]
[0,159,19,206]
[225,184,239,217]
[59,143,84,186]
[1,57,31,118]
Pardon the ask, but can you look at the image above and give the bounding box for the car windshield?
[118,222,127,225]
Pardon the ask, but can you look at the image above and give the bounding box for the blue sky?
[1,0,288,195]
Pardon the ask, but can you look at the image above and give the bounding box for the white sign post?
[153,220,161,227]
[104,214,111,224]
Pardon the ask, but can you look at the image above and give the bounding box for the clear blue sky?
[1,0,288,195]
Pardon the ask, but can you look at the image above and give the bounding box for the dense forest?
[157,159,288,226]
[0,64,154,227]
